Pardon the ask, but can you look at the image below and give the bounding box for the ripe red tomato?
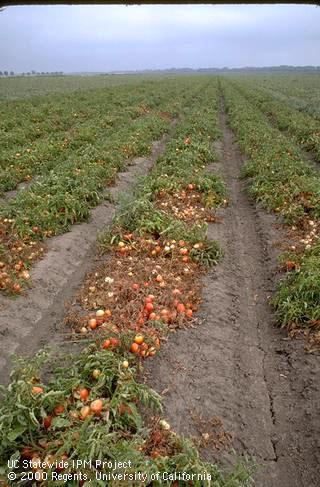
[88,318,97,330]
[110,337,120,347]
[145,302,154,313]
[102,339,111,349]
[130,343,140,354]
[140,342,148,351]
[177,303,186,313]
[79,388,90,401]
[12,283,21,293]
[31,386,43,394]
[43,416,52,429]
[21,447,34,459]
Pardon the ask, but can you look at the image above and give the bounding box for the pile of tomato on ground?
[67,232,205,350]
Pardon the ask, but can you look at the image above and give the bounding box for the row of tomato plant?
[0,79,204,295]
[0,74,150,101]
[221,79,320,340]
[0,79,253,486]
[233,74,320,120]
[229,79,320,161]
[0,83,145,193]
[0,79,191,193]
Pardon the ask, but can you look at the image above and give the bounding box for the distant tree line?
[109,66,320,75]
[0,71,64,77]
[0,71,15,76]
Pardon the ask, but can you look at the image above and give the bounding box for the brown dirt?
[145,99,320,486]
[0,133,172,386]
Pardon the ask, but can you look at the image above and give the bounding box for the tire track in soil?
[0,128,175,386]
[145,98,320,486]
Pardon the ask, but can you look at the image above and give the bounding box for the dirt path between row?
[0,131,173,386]
[146,99,320,486]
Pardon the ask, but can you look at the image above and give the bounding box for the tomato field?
[0,73,319,486]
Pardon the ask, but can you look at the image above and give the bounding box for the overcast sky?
[0,4,319,72]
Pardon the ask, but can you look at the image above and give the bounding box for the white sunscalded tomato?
[90,399,103,415]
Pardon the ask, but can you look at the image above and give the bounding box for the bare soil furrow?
[0,134,171,386]
[146,99,320,486]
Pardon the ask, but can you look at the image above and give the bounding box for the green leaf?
[51,417,72,429]
[7,425,26,441]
